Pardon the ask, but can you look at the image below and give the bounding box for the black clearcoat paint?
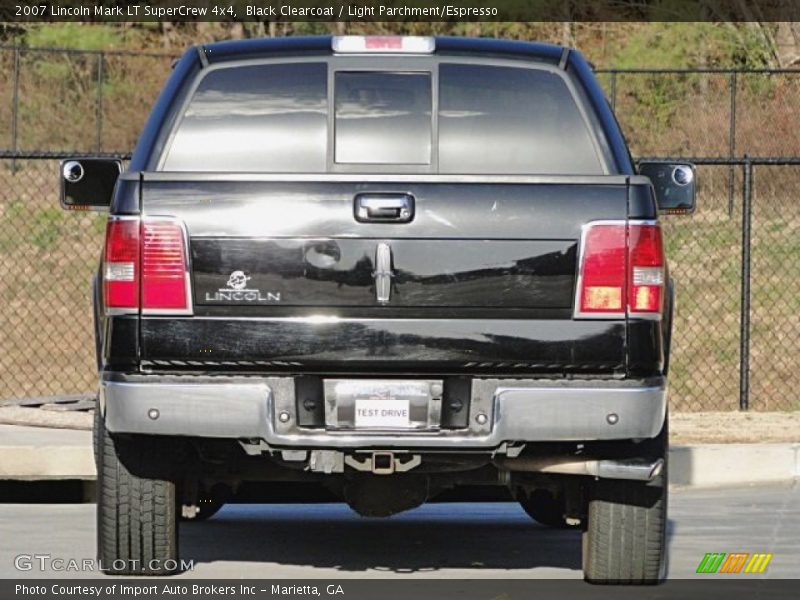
[102,316,138,369]
[139,317,626,374]
[191,238,577,309]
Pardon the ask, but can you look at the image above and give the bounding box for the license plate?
[324,379,443,430]
[354,399,410,428]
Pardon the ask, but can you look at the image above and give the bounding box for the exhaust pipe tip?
[649,458,665,480]
[495,456,665,482]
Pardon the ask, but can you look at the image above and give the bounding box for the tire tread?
[583,425,668,584]
[95,404,178,575]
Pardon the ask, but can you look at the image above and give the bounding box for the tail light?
[104,218,140,311]
[142,220,189,312]
[103,217,192,315]
[575,220,664,319]
[628,224,665,314]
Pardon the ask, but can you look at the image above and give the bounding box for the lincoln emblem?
[374,243,393,304]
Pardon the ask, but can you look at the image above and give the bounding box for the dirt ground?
[670,411,800,444]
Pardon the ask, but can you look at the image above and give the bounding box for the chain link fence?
[0,156,108,398]
[0,44,174,154]
[1,47,799,411]
[748,164,800,411]
[658,161,800,412]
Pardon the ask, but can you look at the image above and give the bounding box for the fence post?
[11,46,21,170]
[610,71,618,110]
[95,51,104,152]
[728,72,737,216]
[738,158,753,410]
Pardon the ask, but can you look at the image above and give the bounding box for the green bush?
[25,23,123,50]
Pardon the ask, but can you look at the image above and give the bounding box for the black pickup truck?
[60,35,695,583]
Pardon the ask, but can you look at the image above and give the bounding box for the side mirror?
[637,161,696,215]
[59,158,122,211]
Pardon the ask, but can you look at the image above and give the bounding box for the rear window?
[162,61,603,174]
[438,64,602,175]
[335,72,432,165]
[162,63,327,172]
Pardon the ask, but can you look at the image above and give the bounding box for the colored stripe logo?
[744,553,774,573]
[696,553,773,574]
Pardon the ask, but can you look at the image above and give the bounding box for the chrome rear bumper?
[101,375,666,449]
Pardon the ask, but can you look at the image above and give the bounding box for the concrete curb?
[0,446,95,480]
[669,443,800,487]
[0,424,798,487]
[0,425,94,481]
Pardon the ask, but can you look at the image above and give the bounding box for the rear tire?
[582,422,668,584]
[95,404,180,575]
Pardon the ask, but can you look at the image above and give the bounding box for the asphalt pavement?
[1,482,797,579]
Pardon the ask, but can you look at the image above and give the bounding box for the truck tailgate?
[139,176,629,374]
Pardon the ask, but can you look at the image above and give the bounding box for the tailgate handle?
[354,194,414,223]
